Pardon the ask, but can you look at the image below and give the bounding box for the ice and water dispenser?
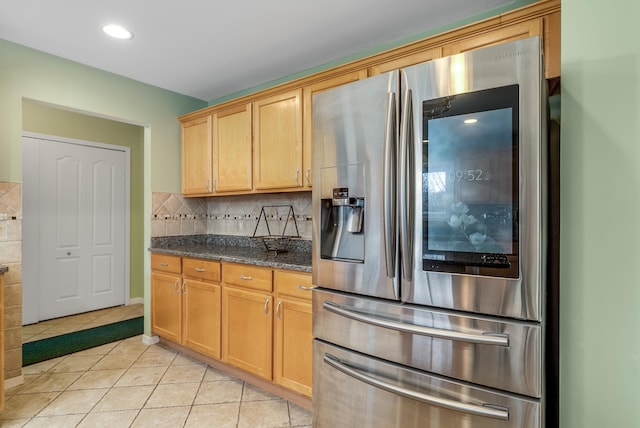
[319,164,365,263]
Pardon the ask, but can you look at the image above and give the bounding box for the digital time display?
[446,169,488,182]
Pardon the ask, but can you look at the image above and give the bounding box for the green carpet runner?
[23,316,144,366]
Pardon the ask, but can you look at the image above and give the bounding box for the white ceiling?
[0,0,514,102]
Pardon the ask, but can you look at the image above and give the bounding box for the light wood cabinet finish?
[151,255,222,359]
[543,11,561,79]
[273,270,313,397]
[222,285,273,379]
[369,47,442,76]
[213,103,253,193]
[302,70,368,189]
[181,115,212,195]
[151,256,314,397]
[183,278,221,359]
[253,89,303,190]
[182,257,221,282]
[180,1,559,197]
[442,19,543,56]
[222,262,273,292]
[151,253,182,274]
[151,271,182,343]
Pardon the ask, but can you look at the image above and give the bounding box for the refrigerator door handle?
[383,91,397,283]
[323,301,509,346]
[323,353,510,421]
[399,88,414,282]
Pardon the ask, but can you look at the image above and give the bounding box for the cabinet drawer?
[183,258,221,282]
[151,253,182,274]
[274,270,313,300]
[223,263,272,292]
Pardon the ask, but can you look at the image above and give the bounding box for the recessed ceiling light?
[463,118,478,124]
[102,24,133,40]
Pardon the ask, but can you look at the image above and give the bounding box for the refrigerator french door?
[312,37,553,428]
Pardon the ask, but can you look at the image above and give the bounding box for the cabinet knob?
[264,297,270,316]
[195,268,206,272]
[240,275,253,281]
[276,300,282,320]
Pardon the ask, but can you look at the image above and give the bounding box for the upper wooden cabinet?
[213,103,252,193]
[442,19,543,57]
[181,115,212,195]
[253,89,303,190]
[179,0,560,196]
[302,70,368,189]
[543,11,561,79]
[370,47,442,76]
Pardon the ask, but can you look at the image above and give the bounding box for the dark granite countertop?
[0,265,7,274]
[149,234,311,273]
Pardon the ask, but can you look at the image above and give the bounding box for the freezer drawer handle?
[323,301,509,347]
[324,353,509,421]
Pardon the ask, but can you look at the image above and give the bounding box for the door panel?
[38,139,126,320]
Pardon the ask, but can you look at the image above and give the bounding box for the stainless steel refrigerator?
[312,36,557,427]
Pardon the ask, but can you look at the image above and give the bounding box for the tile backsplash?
[0,181,23,381]
[152,192,312,239]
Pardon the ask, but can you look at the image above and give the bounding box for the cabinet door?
[274,296,312,397]
[151,272,182,342]
[222,286,273,379]
[181,115,213,195]
[183,279,221,359]
[213,104,253,193]
[303,71,368,189]
[369,47,442,76]
[442,19,543,57]
[253,89,303,190]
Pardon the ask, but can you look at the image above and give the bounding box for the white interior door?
[22,134,129,323]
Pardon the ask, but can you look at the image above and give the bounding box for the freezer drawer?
[313,288,541,397]
[314,340,540,428]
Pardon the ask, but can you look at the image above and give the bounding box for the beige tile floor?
[4,335,312,427]
[22,304,145,343]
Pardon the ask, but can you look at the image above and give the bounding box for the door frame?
[22,131,131,325]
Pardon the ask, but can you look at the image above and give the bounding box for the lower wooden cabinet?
[183,279,221,359]
[222,285,273,379]
[151,254,313,398]
[274,270,313,397]
[151,255,222,359]
[151,271,182,343]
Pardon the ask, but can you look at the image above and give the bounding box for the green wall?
[561,1,640,426]
[22,101,145,299]
[0,39,206,335]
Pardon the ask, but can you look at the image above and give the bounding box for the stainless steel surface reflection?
[313,340,540,428]
[313,288,541,398]
[311,37,550,428]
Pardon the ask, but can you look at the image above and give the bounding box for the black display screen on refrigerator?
[422,84,519,278]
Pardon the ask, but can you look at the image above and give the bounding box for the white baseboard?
[142,334,159,345]
[5,375,24,390]
[128,297,144,306]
